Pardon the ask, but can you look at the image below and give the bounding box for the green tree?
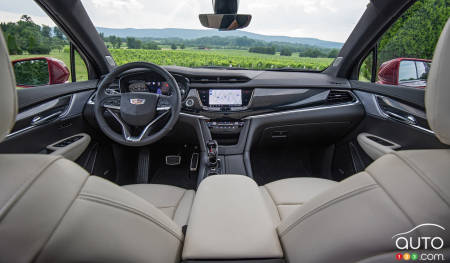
[20,15,33,23]
[6,34,22,55]
[171,43,177,50]
[378,0,450,64]
[53,27,64,40]
[143,41,160,50]
[280,48,293,56]
[327,49,339,58]
[41,25,51,38]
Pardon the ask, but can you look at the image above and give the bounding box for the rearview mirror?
[200,0,252,31]
[199,14,252,31]
[12,57,70,87]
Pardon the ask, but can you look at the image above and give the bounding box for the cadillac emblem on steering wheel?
[130,98,146,105]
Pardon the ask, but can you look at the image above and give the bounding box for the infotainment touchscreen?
[209,89,242,106]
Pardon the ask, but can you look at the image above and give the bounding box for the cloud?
[0,0,369,42]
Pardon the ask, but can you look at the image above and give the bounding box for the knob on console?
[185,98,195,107]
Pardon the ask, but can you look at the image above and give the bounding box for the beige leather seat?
[123,184,195,226]
[0,32,193,262]
[265,19,450,263]
[260,177,337,223]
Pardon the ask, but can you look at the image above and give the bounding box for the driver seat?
[0,31,192,262]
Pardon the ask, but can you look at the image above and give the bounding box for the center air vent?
[327,90,355,104]
[190,76,250,84]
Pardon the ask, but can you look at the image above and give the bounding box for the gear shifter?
[206,140,220,175]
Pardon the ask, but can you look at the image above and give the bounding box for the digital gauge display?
[128,80,170,95]
[128,80,148,92]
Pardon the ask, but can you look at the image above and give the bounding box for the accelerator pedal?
[137,149,150,184]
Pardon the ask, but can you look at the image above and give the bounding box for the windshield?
[83,0,369,71]
[1,0,369,71]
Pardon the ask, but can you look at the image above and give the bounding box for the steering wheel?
[94,62,181,147]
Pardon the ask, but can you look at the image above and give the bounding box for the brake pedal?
[166,155,181,166]
[190,153,199,172]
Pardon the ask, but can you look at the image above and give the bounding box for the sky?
[0,0,369,43]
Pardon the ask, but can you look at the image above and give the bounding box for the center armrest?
[182,175,283,260]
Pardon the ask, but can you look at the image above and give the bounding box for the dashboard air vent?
[327,90,355,104]
[190,76,250,84]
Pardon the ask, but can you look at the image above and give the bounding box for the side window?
[358,0,449,88]
[1,14,88,88]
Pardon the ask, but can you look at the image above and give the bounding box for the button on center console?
[207,120,245,134]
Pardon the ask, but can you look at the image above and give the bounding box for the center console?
[185,88,254,182]
[182,175,284,262]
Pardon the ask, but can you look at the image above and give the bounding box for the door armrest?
[47,133,91,161]
[357,133,401,160]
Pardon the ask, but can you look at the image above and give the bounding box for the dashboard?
[91,68,359,120]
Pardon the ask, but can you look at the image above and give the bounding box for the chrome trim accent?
[375,95,427,119]
[30,111,63,126]
[244,100,361,120]
[59,94,75,119]
[373,95,434,134]
[6,126,35,138]
[412,125,435,135]
[180,112,210,120]
[16,99,60,122]
[103,104,171,112]
[104,104,120,110]
[87,93,95,105]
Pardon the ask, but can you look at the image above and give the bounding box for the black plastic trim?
[17,80,98,110]
[350,80,425,109]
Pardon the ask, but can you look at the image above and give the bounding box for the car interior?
[0,0,449,262]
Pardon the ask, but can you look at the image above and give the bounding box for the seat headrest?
[426,18,450,145]
[0,30,18,142]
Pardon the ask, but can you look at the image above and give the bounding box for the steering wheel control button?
[185,98,195,107]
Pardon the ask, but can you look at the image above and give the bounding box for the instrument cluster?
[119,71,189,100]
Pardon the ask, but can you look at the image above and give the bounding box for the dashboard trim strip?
[243,101,361,120]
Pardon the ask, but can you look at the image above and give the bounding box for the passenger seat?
[260,178,337,223]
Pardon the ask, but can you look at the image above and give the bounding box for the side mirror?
[12,57,70,88]
[200,0,252,31]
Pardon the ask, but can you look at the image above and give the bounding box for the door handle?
[384,111,417,125]
[31,111,63,126]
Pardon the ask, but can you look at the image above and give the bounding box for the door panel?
[331,80,448,181]
[0,84,96,156]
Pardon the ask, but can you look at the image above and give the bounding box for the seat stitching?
[157,205,178,209]
[32,167,90,263]
[392,151,450,207]
[277,202,304,206]
[0,155,62,221]
[173,190,187,220]
[279,184,378,237]
[263,186,282,222]
[79,193,183,240]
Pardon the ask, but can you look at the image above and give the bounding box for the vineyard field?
[110,48,333,70]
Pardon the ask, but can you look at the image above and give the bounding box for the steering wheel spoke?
[100,94,121,111]
[106,108,131,139]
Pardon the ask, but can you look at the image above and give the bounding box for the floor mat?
[251,146,313,186]
[149,144,198,190]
